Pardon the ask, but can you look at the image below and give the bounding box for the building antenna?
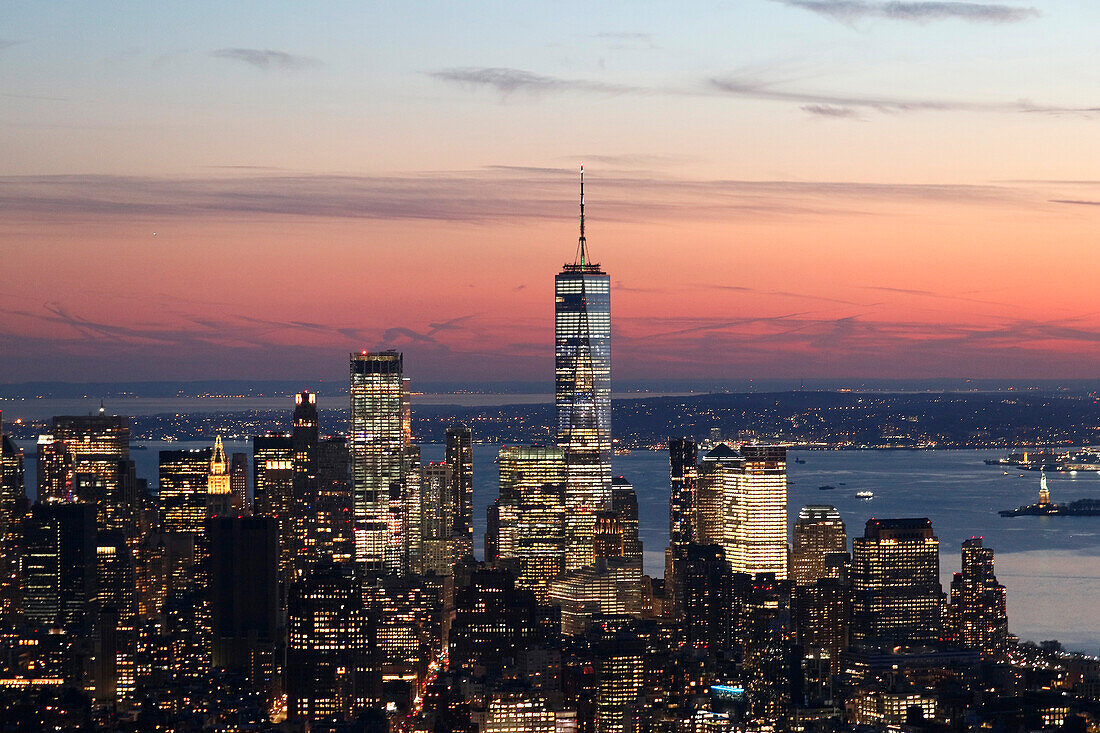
[578,164,587,266]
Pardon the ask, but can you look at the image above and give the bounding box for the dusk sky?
[4,1,1100,385]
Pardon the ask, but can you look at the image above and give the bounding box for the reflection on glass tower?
[555,166,612,571]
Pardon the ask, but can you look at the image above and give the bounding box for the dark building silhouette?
[445,424,474,561]
[23,502,97,635]
[206,516,280,695]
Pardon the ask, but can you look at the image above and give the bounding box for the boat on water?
[856,490,874,499]
[818,485,836,491]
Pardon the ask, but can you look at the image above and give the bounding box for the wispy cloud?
[210,48,320,70]
[431,66,1096,117]
[589,32,659,49]
[0,39,20,51]
[801,104,860,118]
[1050,199,1100,207]
[428,67,636,96]
[772,1,1039,24]
[0,171,1029,225]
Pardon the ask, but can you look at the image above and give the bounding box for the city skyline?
[5,3,1100,384]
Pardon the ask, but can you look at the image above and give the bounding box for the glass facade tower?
[556,167,612,570]
[350,350,410,572]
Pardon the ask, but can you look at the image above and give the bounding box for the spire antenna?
[578,164,587,266]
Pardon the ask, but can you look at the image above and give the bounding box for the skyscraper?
[791,505,847,586]
[287,563,379,721]
[158,448,211,535]
[229,452,249,512]
[945,537,1009,660]
[292,390,319,501]
[23,502,97,634]
[47,411,133,532]
[851,518,943,647]
[206,435,232,517]
[556,167,612,571]
[349,350,410,572]
[733,446,788,579]
[666,437,698,609]
[444,424,474,561]
[694,444,788,579]
[493,445,566,602]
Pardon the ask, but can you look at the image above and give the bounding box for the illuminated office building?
[315,436,353,564]
[50,412,133,533]
[253,434,294,516]
[94,529,137,706]
[791,505,847,586]
[945,537,1008,660]
[23,502,96,634]
[206,435,232,517]
[695,445,787,579]
[0,427,25,529]
[449,564,541,677]
[229,452,248,512]
[445,424,474,561]
[550,558,640,636]
[485,692,558,733]
[734,446,787,579]
[253,434,297,584]
[793,577,849,704]
[0,425,25,626]
[350,350,410,572]
[36,434,73,503]
[556,168,612,571]
[418,461,454,575]
[851,518,943,647]
[365,574,443,688]
[287,563,379,721]
[158,448,211,535]
[589,617,646,733]
[734,573,792,723]
[494,445,566,602]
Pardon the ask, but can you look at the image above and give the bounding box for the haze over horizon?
[4,1,1100,384]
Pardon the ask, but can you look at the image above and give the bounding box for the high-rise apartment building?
[791,505,848,586]
[350,350,410,572]
[851,518,943,647]
[556,168,612,571]
[444,424,474,561]
[945,537,1009,660]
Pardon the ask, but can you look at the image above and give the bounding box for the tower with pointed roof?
[555,166,612,571]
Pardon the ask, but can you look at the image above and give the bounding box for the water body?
[15,441,1100,655]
